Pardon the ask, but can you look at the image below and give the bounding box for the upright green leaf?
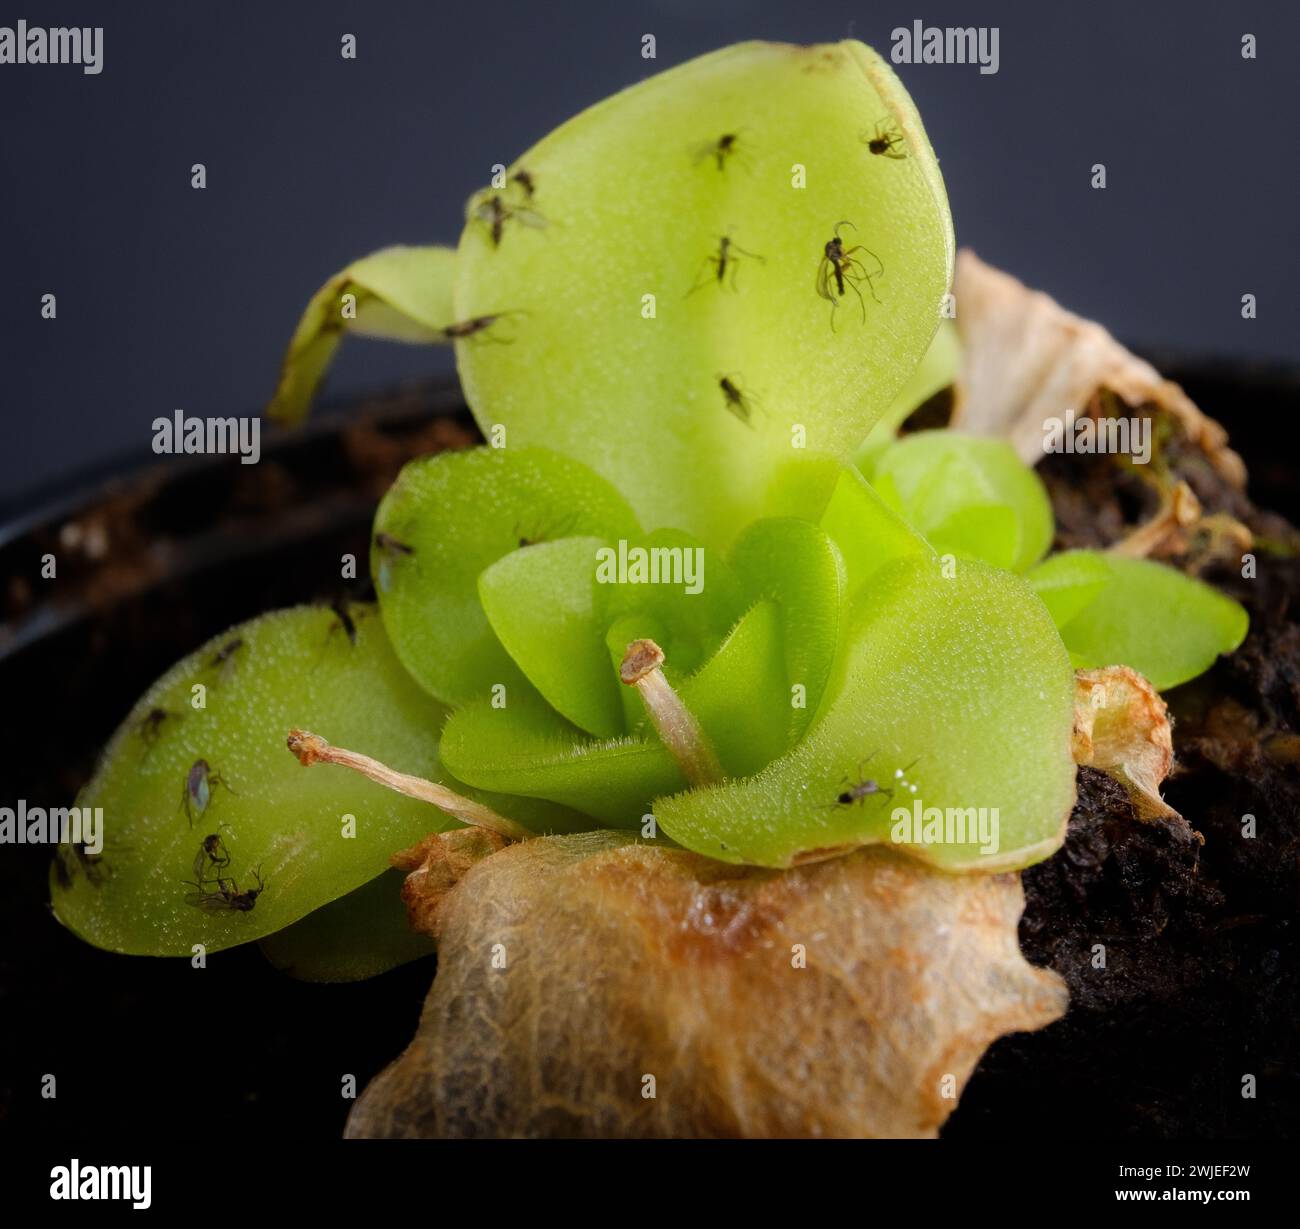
[453,40,953,546]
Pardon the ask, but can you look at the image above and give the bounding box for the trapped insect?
[374,532,414,557]
[718,375,758,427]
[134,706,176,754]
[440,312,523,344]
[825,756,892,809]
[206,638,245,685]
[471,192,546,247]
[184,866,265,913]
[374,532,416,593]
[180,759,232,827]
[59,837,128,888]
[510,168,537,199]
[815,221,884,329]
[693,130,750,172]
[53,847,73,889]
[515,510,579,549]
[54,842,110,889]
[688,233,765,296]
[327,597,360,646]
[861,117,907,159]
[192,831,233,885]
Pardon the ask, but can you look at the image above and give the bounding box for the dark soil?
[945,374,1300,1140]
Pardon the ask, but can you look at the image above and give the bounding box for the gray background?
[2,0,1296,508]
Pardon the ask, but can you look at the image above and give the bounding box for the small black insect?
[184,866,264,913]
[472,192,546,247]
[826,757,892,810]
[718,375,757,427]
[53,846,74,889]
[54,838,122,888]
[374,532,415,593]
[689,233,765,296]
[328,597,358,646]
[694,131,749,172]
[134,706,174,747]
[510,168,537,199]
[440,311,522,344]
[74,840,117,886]
[206,638,245,685]
[374,532,414,557]
[816,221,884,329]
[134,706,178,761]
[180,759,232,827]
[862,118,907,159]
[514,510,579,550]
[192,831,233,886]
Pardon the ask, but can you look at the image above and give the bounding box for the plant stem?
[619,639,724,787]
[285,728,534,841]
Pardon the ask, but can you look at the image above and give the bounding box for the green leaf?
[653,556,1077,871]
[593,529,746,678]
[50,606,451,956]
[267,245,458,426]
[679,599,790,776]
[856,318,961,474]
[1031,550,1249,689]
[1025,549,1113,628]
[479,536,623,737]
[442,597,792,820]
[818,466,931,597]
[259,869,433,983]
[440,693,680,828]
[372,446,640,707]
[871,431,1054,572]
[730,517,847,737]
[453,40,953,546]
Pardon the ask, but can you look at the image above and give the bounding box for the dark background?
[1,0,1297,511]
[1,1,1298,1151]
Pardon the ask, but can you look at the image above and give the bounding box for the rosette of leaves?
[51,41,1245,981]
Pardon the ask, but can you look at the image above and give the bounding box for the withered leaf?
[348,831,1066,1138]
[1072,665,1187,825]
[951,250,1246,488]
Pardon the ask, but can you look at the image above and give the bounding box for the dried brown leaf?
[1072,665,1188,825]
[348,831,1067,1138]
[951,250,1246,487]
[389,827,510,939]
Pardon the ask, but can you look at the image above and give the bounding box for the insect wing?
[511,206,547,231]
[815,257,836,303]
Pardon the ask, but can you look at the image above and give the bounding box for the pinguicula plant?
[51,41,1246,979]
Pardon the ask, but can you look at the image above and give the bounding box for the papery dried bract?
[390,827,510,939]
[346,831,1066,1138]
[952,250,1245,486]
[1072,665,1181,821]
